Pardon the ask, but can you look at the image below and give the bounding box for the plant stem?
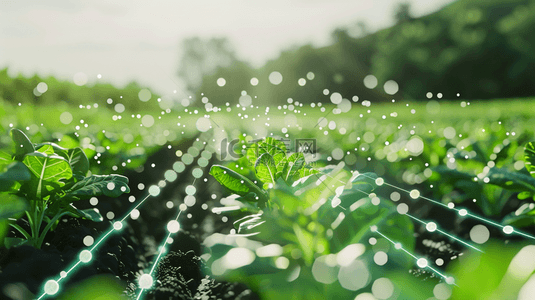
[36,210,68,248]
[8,222,31,240]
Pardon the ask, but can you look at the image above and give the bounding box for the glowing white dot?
[390,192,401,202]
[130,209,140,220]
[114,103,125,113]
[141,115,155,127]
[138,274,154,289]
[185,185,196,195]
[417,258,428,268]
[167,220,180,233]
[113,221,123,231]
[369,237,377,245]
[371,197,380,206]
[383,80,399,95]
[394,243,402,250]
[372,278,394,299]
[83,235,94,246]
[269,71,283,85]
[470,224,490,244]
[184,195,196,207]
[89,197,98,206]
[44,280,59,295]
[196,117,211,132]
[36,82,48,93]
[434,283,452,300]
[370,225,377,232]
[239,94,252,107]
[436,258,444,266]
[250,77,259,86]
[409,189,420,199]
[503,225,514,234]
[73,72,88,86]
[459,209,468,216]
[149,185,160,196]
[426,222,437,232]
[447,202,455,209]
[80,250,92,263]
[60,271,67,278]
[375,178,384,186]
[363,75,378,89]
[179,203,187,211]
[107,182,115,190]
[60,112,73,125]
[330,92,342,104]
[374,251,388,266]
[446,277,455,285]
[138,89,151,102]
[397,203,409,215]
[217,78,226,87]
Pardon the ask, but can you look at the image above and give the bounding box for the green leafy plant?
[0,129,130,249]
[208,136,414,299]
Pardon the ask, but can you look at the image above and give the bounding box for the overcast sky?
[0,0,455,95]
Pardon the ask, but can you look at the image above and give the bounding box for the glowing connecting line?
[355,173,535,241]
[405,213,483,253]
[35,189,166,300]
[371,226,456,286]
[135,205,183,300]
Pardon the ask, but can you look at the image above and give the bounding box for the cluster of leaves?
[208,136,414,298]
[0,129,130,248]
[429,139,535,228]
[210,137,319,207]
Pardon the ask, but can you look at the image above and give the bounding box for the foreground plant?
[208,136,414,299]
[0,129,130,249]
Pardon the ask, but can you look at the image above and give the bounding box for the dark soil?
[0,134,258,300]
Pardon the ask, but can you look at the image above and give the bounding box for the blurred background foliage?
[2,0,535,108]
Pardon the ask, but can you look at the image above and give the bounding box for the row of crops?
[1,93,535,299]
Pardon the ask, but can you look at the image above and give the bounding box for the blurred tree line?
[0,68,161,112]
[180,0,535,106]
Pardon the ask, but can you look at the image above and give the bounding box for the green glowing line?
[374,229,456,283]
[405,213,483,253]
[136,191,189,300]
[136,288,145,300]
[120,193,152,222]
[90,225,115,251]
[354,173,535,241]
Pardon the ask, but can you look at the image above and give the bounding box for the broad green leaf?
[36,145,55,155]
[487,167,535,193]
[23,152,73,200]
[61,174,130,202]
[0,162,31,192]
[11,128,35,161]
[298,167,319,178]
[235,192,260,202]
[0,193,28,220]
[0,150,13,170]
[282,152,305,182]
[55,147,89,177]
[65,205,103,222]
[292,223,315,265]
[34,143,89,176]
[246,137,287,166]
[210,165,267,202]
[255,153,277,186]
[525,142,535,178]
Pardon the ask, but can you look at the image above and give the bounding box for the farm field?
[1,95,535,300]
